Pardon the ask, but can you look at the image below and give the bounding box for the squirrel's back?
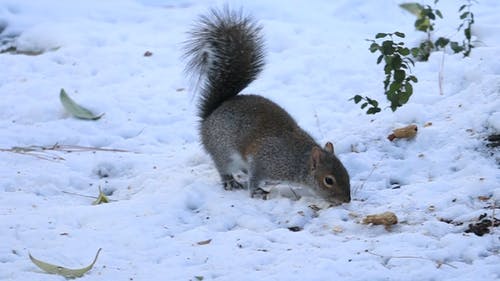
[184,7,265,120]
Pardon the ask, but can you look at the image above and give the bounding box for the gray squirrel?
[184,8,351,204]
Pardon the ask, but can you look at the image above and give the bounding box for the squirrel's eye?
[324,176,336,187]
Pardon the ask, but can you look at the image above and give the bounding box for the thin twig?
[0,144,135,161]
[42,144,133,153]
[0,147,65,161]
[439,51,445,95]
[61,190,118,202]
[313,110,325,140]
[354,162,378,194]
[61,191,99,199]
[366,250,458,269]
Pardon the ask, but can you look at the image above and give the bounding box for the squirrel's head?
[309,142,351,204]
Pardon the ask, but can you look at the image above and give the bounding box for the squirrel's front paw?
[223,179,244,191]
[250,188,269,200]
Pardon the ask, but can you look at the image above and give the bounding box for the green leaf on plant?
[381,40,395,55]
[389,82,402,93]
[375,33,388,39]
[369,43,379,53]
[435,10,443,19]
[394,32,405,38]
[384,63,392,75]
[415,18,431,32]
[427,10,436,20]
[367,107,381,115]
[376,54,384,64]
[60,89,104,120]
[435,37,450,48]
[352,95,363,104]
[368,99,378,107]
[464,27,471,40]
[386,90,397,104]
[399,3,424,16]
[399,47,410,56]
[408,75,418,83]
[391,55,402,69]
[394,69,406,83]
[400,83,414,104]
[29,248,102,278]
[450,41,464,53]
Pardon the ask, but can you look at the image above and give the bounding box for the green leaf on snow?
[29,248,102,279]
[60,89,104,120]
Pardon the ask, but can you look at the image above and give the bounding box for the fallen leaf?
[60,89,104,120]
[92,187,109,205]
[196,239,212,245]
[29,248,101,278]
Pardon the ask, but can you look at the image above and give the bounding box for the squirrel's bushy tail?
[184,7,265,120]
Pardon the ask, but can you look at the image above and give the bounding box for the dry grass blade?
[0,143,135,161]
[366,250,457,269]
[0,147,65,161]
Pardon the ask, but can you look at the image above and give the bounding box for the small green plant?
[401,1,476,60]
[352,32,417,114]
[400,1,443,61]
[452,1,475,56]
[351,95,381,115]
[353,1,477,115]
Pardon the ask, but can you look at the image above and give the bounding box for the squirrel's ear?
[324,142,334,154]
[310,146,322,171]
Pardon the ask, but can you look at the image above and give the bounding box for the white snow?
[1,0,499,280]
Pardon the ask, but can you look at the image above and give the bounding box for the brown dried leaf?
[196,239,212,246]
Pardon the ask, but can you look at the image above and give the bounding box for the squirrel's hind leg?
[211,152,247,190]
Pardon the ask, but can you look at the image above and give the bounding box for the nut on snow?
[388,124,418,141]
[363,211,398,226]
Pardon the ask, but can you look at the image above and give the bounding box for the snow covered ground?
[1,0,499,280]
